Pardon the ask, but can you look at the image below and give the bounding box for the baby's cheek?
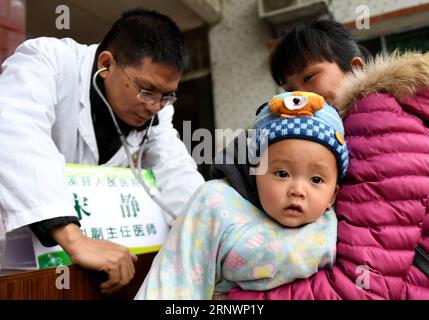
[268,189,285,208]
[311,197,330,215]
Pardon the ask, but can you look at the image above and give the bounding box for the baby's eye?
[275,170,289,178]
[311,176,324,184]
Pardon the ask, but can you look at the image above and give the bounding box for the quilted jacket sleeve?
[229,93,429,300]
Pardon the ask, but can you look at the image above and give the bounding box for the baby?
[135,91,349,299]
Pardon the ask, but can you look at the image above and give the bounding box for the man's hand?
[50,223,138,294]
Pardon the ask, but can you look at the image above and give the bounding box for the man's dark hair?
[99,8,188,72]
[270,19,364,86]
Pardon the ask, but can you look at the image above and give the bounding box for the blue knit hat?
[250,91,349,178]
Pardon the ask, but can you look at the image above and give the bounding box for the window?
[359,25,429,57]
[386,25,429,53]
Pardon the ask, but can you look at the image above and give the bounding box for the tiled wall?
[208,0,277,147]
[0,0,25,67]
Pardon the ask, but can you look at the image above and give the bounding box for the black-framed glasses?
[120,67,177,108]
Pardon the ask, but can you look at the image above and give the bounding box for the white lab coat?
[0,37,205,233]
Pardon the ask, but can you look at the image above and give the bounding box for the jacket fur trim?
[335,51,429,117]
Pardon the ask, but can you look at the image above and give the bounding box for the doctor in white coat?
[0,8,204,293]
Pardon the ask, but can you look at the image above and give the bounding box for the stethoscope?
[92,67,176,220]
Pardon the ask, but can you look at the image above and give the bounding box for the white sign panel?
[31,164,169,269]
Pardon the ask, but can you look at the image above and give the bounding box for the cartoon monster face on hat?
[269,91,325,118]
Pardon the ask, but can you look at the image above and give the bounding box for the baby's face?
[255,139,339,228]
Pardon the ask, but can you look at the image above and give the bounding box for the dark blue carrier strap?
[413,245,429,278]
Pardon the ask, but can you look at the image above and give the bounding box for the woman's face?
[282,61,346,105]
[281,57,364,107]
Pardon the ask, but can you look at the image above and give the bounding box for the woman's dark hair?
[270,19,364,86]
[99,8,188,72]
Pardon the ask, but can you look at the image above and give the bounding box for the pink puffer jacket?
[229,53,429,299]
